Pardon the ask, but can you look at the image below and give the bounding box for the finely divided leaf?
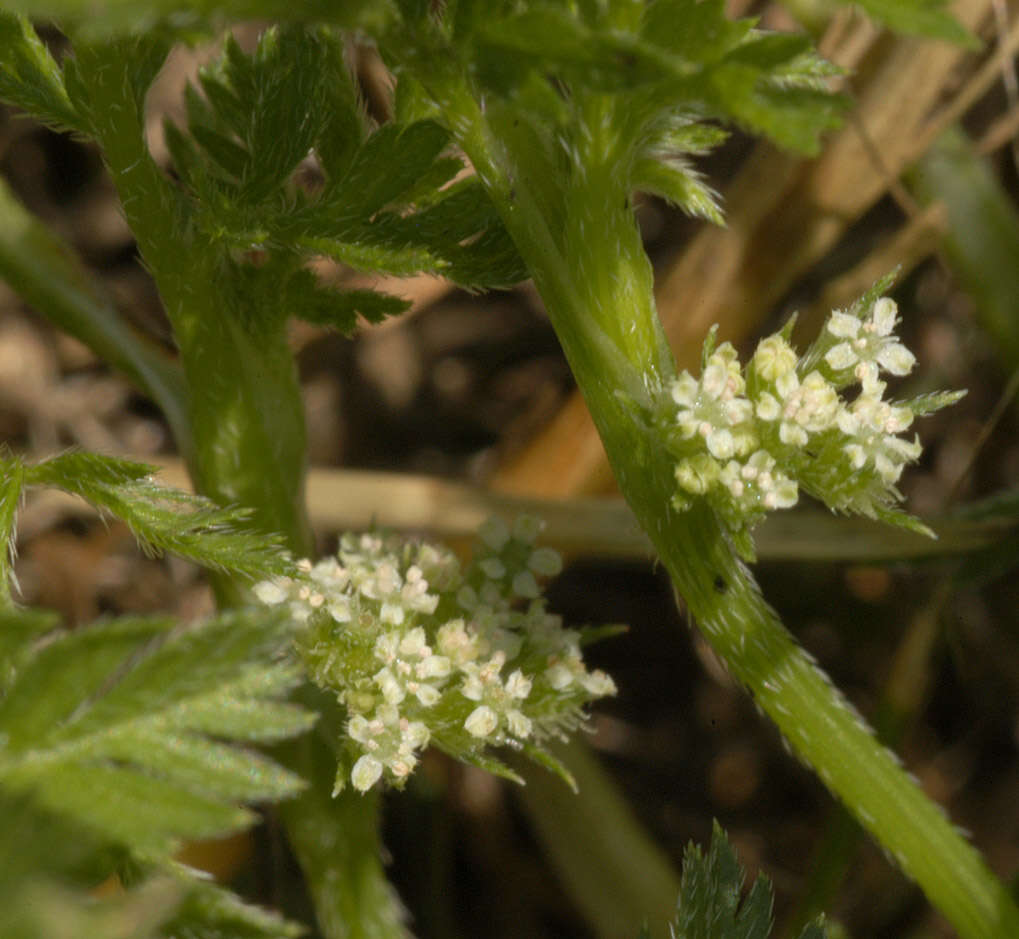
[164,23,527,312]
[161,873,304,939]
[0,14,84,134]
[471,0,846,157]
[0,791,302,939]
[0,606,315,860]
[23,451,292,580]
[668,821,827,939]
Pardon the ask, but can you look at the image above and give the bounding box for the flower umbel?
[662,285,963,557]
[254,518,616,793]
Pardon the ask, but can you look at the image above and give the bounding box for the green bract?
[254,518,615,793]
[662,286,964,559]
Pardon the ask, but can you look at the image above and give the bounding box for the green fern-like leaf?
[468,0,847,157]
[0,789,304,939]
[664,821,828,939]
[0,605,315,860]
[0,14,85,134]
[163,24,528,308]
[22,451,293,580]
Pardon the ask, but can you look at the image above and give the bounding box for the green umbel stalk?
[432,84,1019,939]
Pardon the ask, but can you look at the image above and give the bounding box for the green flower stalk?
[255,518,616,794]
[662,288,964,559]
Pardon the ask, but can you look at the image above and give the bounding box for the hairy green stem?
[70,38,310,556]
[432,79,1019,939]
[68,40,403,939]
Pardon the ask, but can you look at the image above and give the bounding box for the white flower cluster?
[664,292,962,554]
[254,517,616,793]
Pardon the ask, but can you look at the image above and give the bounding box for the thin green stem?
[434,79,1019,939]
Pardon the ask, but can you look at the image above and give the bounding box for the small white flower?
[465,705,499,738]
[580,670,617,696]
[752,335,797,382]
[505,669,533,699]
[670,372,699,407]
[399,627,429,657]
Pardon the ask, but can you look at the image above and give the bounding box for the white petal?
[755,393,780,422]
[414,683,440,706]
[877,342,916,376]
[702,363,728,398]
[670,372,699,407]
[779,422,808,447]
[707,428,735,460]
[843,443,867,469]
[871,297,897,336]
[351,755,383,792]
[825,342,857,371]
[581,670,617,695]
[545,663,574,690]
[464,705,499,738]
[776,370,799,400]
[827,311,860,339]
[399,628,427,656]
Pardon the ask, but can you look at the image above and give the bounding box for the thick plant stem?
[69,41,405,939]
[438,89,1019,939]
